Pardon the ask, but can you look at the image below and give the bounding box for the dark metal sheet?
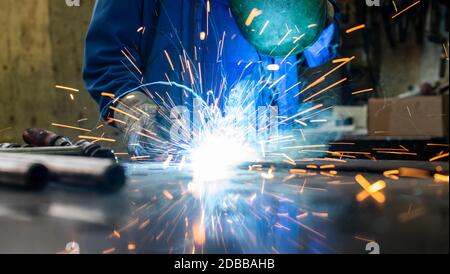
[0,162,448,254]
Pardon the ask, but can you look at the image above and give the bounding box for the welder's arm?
[303,1,340,68]
[83,0,151,122]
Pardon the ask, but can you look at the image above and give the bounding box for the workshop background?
[0,0,448,149]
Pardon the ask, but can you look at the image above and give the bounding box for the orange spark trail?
[121,49,142,75]
[303,78,348,102]
[346,24,366,34]
[101,92,115,98]
[245,8,263,26]
[279,104,323,124]
[355,175,386,204]
[392,1,421,19]
[78,136,116,143]
[352,88,374,95]
[109,106,139,121]
[296,56,355,97]
[55,85,79,93]
[430,153,449,162]
[51,123,92,133]
[164,49,175,71]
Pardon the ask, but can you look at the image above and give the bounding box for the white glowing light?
[190,129,256,182]
[267,64,280,71]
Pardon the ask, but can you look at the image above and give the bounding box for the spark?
[51,123,92,133]
[355,236,375,242]
[430,153,449,162]
[278,30,293,46]
[427,143,449,147]
[293,33,306,44]
[443,43,449,60]
[112,230,121,238]
[102,248,116,254]
[200,31,206,41]
[130,155,151,161]
[310,119,327,123]
[259,20,270,35]
[245,8,263,27]
[303,78,348,103]
[355,175,386,204]
[121,49,143,75]
[377,151,417,156]
[261,168,275,180]
[392,0,398,12]
[296,56,355,97]
[163,190,174,200]
[392,1,421,19]
[109,106,139,121]
[332,57,352,63]
[383,170,400,180]
[163,155,173,169]
[346,24,366,34]
[192,222,206,246]
[137,26,145,33]
[312,212,329,218]
[434,174,449,183]
[164,49,175,71]
[78,135,116,143]
[55,85,79,93]
[352,88,374,95]
[279,104,323,124]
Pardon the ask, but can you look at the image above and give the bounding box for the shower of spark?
[45,0,448,254]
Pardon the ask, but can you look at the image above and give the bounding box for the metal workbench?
[0,161,448,254]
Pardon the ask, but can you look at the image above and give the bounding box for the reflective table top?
[0,162,448,254]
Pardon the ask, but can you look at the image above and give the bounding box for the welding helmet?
[230,0,328,57]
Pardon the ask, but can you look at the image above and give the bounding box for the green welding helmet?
[230,0,328,57]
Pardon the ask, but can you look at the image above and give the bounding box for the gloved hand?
[113,91,166,159]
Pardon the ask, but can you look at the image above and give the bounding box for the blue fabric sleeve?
[303,1,341,68]
[83,0,145,119]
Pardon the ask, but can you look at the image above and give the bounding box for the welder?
[83,0,340,156]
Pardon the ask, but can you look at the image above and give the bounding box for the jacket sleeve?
[83,0,145,119]
[303,0,341,68]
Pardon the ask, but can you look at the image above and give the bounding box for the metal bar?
[0,157,49,190]
[0,146,84,156]
[0,153,126,192]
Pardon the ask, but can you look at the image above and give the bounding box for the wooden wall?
[0,0,124,151]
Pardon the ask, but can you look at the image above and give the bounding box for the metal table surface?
[0,161,448,254]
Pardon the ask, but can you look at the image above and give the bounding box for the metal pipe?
[0,153,126,192]
[0,157,49,190]
[0,146,85,156]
